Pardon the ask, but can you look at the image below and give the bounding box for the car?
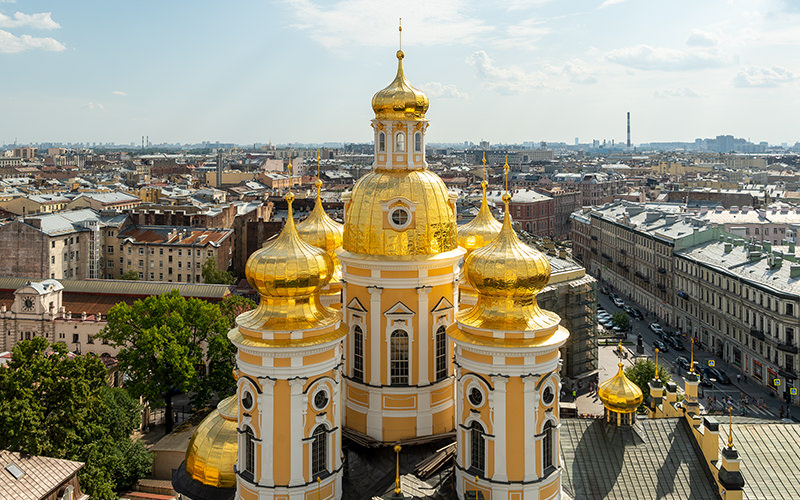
[632,309,644,320]
[700,375,713,387]
[649,323,663,334]
[709,367,731,385]
[668,336,685,350]
[653,339,669,352]
[676,356,691,371]
[623,305,634,315]
[613,298,624,308]
[610,293,618,301]
[600,287,609,295]
[600,319,614,328]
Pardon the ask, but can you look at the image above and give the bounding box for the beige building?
[1,194,70,216]
[66,192,142,211]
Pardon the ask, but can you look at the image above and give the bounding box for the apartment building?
[67,192,142,211]
[1,194,70,216]
[489,189,555,237]
[692,204,800,244]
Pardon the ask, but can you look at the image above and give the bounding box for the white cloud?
[654,87,700,98]
[502,0,553,11]
[491,18,549,51]
[599,0,627,8]
[467,50,546,94]
[112,90,128,96]
[0,29,65,53]
[685,29,718,47]
[733,66,796,87]
[605,44,728,71]
[561,59,597,84]
[85,102,105,111]
[420,81,469,99]
[283,0,493,50]
[0,11,60,30]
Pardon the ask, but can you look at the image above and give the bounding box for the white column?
[288,378,306,486]
[368,286,383,384]
[523,377,537,481]
[260,378,276,486]
[491,375,508,482]
[455,365,464,468]
[417,286,432,385]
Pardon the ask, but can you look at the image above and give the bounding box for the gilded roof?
[598,363,644,413]
[297,179,344,284]
[457,180,502,256]
[184,396,238,489]
[371,50,429,121]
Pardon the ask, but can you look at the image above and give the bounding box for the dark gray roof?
[560,418,719,500]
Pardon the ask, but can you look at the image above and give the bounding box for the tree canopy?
[119,269,140,280]
[625,358,672,407]
[201,259,236,285]
[612,311,631,330]
[99,290,232,433]
[0,338,152,499]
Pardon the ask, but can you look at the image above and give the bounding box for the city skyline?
[2,0,800,145]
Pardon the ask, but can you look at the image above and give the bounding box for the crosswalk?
[703,398,776,418]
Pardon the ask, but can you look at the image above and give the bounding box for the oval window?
[313,390,329,410]
[389,207,411,229]
[468,387,483,407]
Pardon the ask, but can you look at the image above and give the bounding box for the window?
[390,330,409,386]
[787,303,795,317]
[159,248,164,255]
[389,207,411,230]
[138,248,144,255]
[353,325,364,382]
[379,132,385,152]
[244,427,255,476]
[313,390,329,410]
[311,426,327,478]
[107,246,113,253]
[543,421,555,471]
[395,132,406,152]
[468,387,483,407]
[435,326,447,381]
[51,241,55,248]
[470,421,485,475]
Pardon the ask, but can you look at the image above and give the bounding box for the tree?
[120,270,140,280]
[612,311,631,331]
[201,259,236,285]
[0,338,152,499]
[219,294,257,327]
[625,358,671,407]
[99,290,231,433]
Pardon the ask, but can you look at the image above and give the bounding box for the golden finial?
[728,406,734,448]
[315,150,323,198]
[317,476,322,499]
[475,475,480,499]
[399,18,402,51]
[503,155,510,194]
[287,155,293,178]
[481,151,487,180]
[394,444,402,494]
[654,347,660,380]
[690,337,695,373]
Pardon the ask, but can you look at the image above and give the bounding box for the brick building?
[489,189,555,237]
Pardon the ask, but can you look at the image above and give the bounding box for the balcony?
[591,235,598,241]
[658,267,667,274]
[750,328,766,341]
[777,342,799,354]
[779,367,796,380]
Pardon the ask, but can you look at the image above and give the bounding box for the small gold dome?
[458,194,557,331]
[297,179,344,285]
[371,50,429,121]
[598,363,644,414]
[239,192,337,332]
[343,169,457,256]
[458,181,502,255]
[185,396,238,488]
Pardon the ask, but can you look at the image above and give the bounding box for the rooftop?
[0,449,84,500]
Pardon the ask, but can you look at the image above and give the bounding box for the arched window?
[390,330,409,386]
[244,427,255,476]
[378,132,385,152]
[542,421,554,471]
[470,421,485,475]
[395,132,406,152]
[311,425,327,478]
[414,132,421,152]
[435,326,447,381]
[353,325,364,382]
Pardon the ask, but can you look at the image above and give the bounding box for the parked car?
[600,287,609,295]
[649,323,663,335]
[632,309,644,320]
[613,297,625,308]
[709,367,731,385]
[668,336,685,350]
[653,339,669,353]
[700,375,714,387]
[676,356,691,371]
[600,319,614,328]
[623,305,634,315]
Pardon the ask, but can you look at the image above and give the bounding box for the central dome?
[371,50,429,121]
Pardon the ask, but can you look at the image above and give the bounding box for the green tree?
[120,269,140,280]
[201,259,236,285]
[612,311,631,330]
[625,358,671,406]
[99,290,230,433]
[0,338,152,499]
[219,294,257,327]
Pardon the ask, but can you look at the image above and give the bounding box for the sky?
[1,0,800,146]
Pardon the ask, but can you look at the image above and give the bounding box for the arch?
[542,420,556,471]
[470,421,486,475]
[352,324,364,382]
[414,132,421,152]
[395,132,406,152]
[435,325,448,381]
[311,425,328,478]
[378,132,386,152]
[390,329,409,386]
[244,426,256,476]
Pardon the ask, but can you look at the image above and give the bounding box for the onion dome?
[598,362,644,416]
[457,180,502,255]
[371,50,429,121]
[343,169,457,256]
[297,178,344,285]
[238,191,337,333]
[183,396,238,490]
[458,193,558,332]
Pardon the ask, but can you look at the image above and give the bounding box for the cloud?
[604,44,728,71]
[467,50,547,94]
[561,59,597,84]
[283,0,493,50]
[112,90,128,96]
[599,0,627,8]
[0,11,60,30]
[491,18,549,51]
[0,29,65,53]
[420,81,469,99]
[502,0,553,11]
[685,29,718,47]
[85,102,105,111]
[733,66,796,87]
[654,87,700,98]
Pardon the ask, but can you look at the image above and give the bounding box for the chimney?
[724,242,732,253]
[791,265,800,278]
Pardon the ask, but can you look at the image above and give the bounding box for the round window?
[542,386,554,405]
[313,390,329,410]
[389,207,411,229]
[242,391,253,410]
[468,387,483,407]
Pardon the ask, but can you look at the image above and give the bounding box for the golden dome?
[458,193,558,331]
[457,180,502,255]
[297,179,344,284]
[598,363,644,414]
[239,191,338,332]
[371,50,429,121]
[185,396,238,488]
[343,169,457,256]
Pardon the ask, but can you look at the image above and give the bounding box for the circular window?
[242,391,253,410]
[542,386,554,405]
[468,387,483,407]
[313,390,329,410]
[389,207,411,230]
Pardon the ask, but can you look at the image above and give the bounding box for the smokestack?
[627,112,631,148]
